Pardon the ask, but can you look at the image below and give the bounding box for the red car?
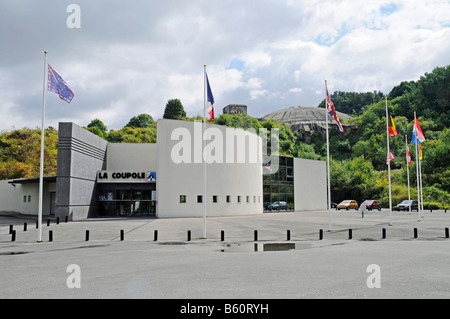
[360,200,381,211]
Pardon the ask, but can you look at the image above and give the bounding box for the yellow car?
[337,200,358,210]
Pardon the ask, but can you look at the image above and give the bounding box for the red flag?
[406,142,412,166]
[386,150,394,165]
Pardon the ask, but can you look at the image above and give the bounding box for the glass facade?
[263,155,294,212]
[98,183,156,216]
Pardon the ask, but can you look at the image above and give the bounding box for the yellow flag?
[419,144,423,160]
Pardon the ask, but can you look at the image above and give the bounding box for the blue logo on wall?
[147,172,156,182]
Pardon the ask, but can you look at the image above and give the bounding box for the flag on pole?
[419,144,423,160]
[326,87,344,132]
[387,108,397,137]
[386,150,394,164]
[205,72,215,123]
[406,141,412,166]
[412,117,425,145]
[48,64,74,103]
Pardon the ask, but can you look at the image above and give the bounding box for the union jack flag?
[326,86,343,132]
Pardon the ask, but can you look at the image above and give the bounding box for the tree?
[318,91,385,115]
[86,119,107,138]
[163,99,186,120]
[126,114,154,128]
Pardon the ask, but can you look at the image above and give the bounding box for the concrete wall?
[0,179,55,216]
[56,122,108,220]
[294,158,327,211]
[157,119,263,218]
[106,143,158,171]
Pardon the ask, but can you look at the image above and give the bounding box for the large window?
[263,155,294,212]
[98,183,156,217]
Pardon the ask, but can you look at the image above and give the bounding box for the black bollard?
[23,222,27,232]
[221,230,225,242]
[382,228,386,239]
[85,230,90,241]
[47,219,50,227]
[319,229,323,240]
[36,220,38,229]
[187,230,191,241]
[9,225,13,234]
[49,230,53,242]
[287,230,291,241]
[56,217,59,225]
[120,230,124,241]
[414,228,418,239]
[154,230,158,241]
[65,215,68,223]
[11,230,16,242]
[254,230,258,242]
[445,228,449,239]
[348,229,353,240]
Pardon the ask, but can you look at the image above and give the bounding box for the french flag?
[206,72,215,123]
[412,117,425,145]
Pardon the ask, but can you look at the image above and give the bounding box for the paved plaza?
[1,209,450,299]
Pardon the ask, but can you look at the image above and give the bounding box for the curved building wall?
[157,119,263,218]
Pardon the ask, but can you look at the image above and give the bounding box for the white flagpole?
[414,112,421,221]
[38,50,48,242]
[405,135,411,213]
[385,97,393,225]
[202,65,207,239]
[325,80,332,231]
[419,148,424,217]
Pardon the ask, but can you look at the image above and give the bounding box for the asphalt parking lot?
[1,209,450,300]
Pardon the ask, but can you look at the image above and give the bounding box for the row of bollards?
[7,227,450,242]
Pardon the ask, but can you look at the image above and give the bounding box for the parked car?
[396,200,419,212]
[268,201,288,211]
[359,200,381,211]
[330,201,337,209]
[337,200,358,210]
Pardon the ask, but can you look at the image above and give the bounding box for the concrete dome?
[262,106,351,123]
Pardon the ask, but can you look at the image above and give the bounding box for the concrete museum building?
[0,119,327,220]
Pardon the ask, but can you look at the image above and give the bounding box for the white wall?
[294,158,327,211]
[0,180,20,213]
[0,179,55,216]
[157,119,263,218]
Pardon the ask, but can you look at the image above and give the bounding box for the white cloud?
[0,1,448,131]
[289,88,303,93]
[241,51,271,71]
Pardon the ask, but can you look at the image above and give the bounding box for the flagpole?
[405,135,411,213]
[385,98,393,225]
[202,65,207,239]
[419,148,424,218]
[325,80,332,231]
[414,112,421,221]
[38,50,48,242]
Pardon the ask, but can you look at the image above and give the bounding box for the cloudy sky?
[0,0,449,132]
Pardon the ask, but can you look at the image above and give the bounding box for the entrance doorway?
[98,184,156,217]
